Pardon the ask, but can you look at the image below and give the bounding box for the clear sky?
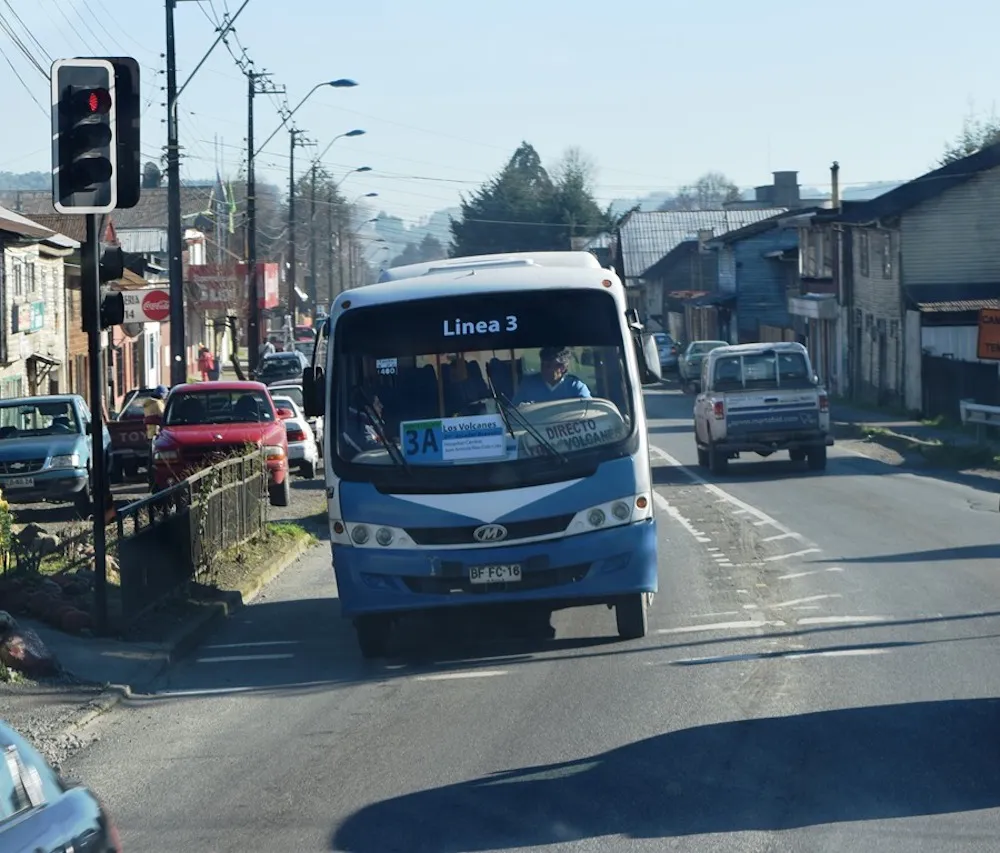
[2,0,998,224]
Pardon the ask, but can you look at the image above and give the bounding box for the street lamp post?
[253,80,358,158]
[334,168,373,293]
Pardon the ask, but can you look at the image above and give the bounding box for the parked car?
[653,332,678,373]
[0,395,111,515]
[271,394,318,479]
[108,387,161,481]
[257,351,309,386]
[0,717,122,851]
[679,339,729,389]
[269,383,324,457]
[149,380,293,506]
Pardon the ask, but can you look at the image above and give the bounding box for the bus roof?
[334,260,625,313]
[376,250,605,283]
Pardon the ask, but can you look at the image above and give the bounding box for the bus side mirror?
[302,367,327,418]
[635,332,663,386]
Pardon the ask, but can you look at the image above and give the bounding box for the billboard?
[977,307,1000,360]
[122,288,171,324]
[188,262,280,312]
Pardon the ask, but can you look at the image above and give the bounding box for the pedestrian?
[259,337,276,359]
[197,344,214,382]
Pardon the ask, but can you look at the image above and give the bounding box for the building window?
[858,230,870,277]
[26,263,37,294]
[114,348,125,399]
[882,231,893,279]
[0,376,22,399]
[890,319,900,338]
[10,261,23,298]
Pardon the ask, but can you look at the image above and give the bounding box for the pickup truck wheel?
[708,442,729,475]
[110,457,125,484]
[807,446,827,471]
[616,593,648,640]
[355,615,391,659]
[696,445,709,467]
[789,448,806,463]
[300,459,317,480]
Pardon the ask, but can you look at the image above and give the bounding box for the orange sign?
[977,308,1000,360]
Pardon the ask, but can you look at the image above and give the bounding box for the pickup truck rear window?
[713,351,812,391]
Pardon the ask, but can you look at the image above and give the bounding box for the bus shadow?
[332,697,1000,850]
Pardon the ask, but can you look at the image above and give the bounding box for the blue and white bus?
[303,251,662,658]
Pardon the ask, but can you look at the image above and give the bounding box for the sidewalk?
[831,400,999,449]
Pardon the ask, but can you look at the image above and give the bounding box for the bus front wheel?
[616,593,648,640]
[355,615,392,659]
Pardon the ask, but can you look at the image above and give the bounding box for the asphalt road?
[61,383,1000,852]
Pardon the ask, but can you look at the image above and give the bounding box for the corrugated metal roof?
[117,228,168,254]
[0,205,56,239]
[618,209,787,281]
[916,298,1000,312]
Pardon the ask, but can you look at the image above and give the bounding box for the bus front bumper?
[332,518,658,617]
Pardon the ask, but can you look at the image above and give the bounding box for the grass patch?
[841,423,1000,469]
[202,520,317,595]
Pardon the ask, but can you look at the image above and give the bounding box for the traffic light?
[81,244,126,331]
[51,57,141,213]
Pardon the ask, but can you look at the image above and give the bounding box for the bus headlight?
[375,527,394,546]
[338,522,412,548]
[566,494,653,536]
[351,525,370,545]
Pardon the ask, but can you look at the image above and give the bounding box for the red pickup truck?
[149,380,292,506]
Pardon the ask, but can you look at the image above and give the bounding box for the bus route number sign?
[401,415,506,463]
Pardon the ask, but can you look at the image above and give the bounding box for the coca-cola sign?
[122,288,171,324]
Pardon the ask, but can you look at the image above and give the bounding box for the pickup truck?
[693,341,834,475]
[0,394,112,513]
[108,387,159,481]
[149,380,293,506]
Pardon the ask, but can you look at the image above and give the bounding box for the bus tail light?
[712,400,725,419]
[818,393,829,413]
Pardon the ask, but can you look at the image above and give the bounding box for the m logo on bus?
[473,524,508,543]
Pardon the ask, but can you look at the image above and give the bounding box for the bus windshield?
[333,289,634,478]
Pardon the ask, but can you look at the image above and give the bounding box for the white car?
[271,395,319,479]
[269,383,324,457]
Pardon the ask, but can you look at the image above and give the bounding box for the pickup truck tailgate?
[725,392,820,435]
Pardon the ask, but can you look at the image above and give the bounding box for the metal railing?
[959,399,1000,440]
[115,452,268,626]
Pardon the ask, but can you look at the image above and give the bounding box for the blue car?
[0,395,111,514]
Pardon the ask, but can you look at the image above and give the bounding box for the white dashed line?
[656,619,786,634]
[796,615,889,625]
[203,641,300,650]
[196,654,295,663]
[771,594,841,608]
[416,670,508,681]
[649,445,816,548]
[763,532,796,542]
[777,567,844,580]
[785,648,889,660]
[763,548,821,562]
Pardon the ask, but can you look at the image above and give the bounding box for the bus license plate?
[4,477,33,488]
[469,564,522,584]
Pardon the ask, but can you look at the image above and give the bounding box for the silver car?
[679,340,728,388]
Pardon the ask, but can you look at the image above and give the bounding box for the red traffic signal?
[85,88,112,114]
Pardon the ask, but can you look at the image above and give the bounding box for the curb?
[57,531,317,738]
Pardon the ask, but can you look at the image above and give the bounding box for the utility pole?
[287,128,310,325]
[165,0,186,385]
[246,70,283,373]
[326,184,335,306]
[309,163,318,317]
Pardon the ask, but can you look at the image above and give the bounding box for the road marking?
[763,548,821,562]
[778,567,844,580]
[649,445,816,547]
[196,654,295,663]
[772,594,841,608]
[656,619,785,634]
[785,648,889,660]
[203,641,300,650]
[416,670,508,681]
[651,491,712,542]
[763,532,795,542]
[152,680,334,697]
[796,615,889,625]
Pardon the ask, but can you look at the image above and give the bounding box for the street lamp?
[254,78,358,157]
[335,166,372,190]
[313,129,365,167]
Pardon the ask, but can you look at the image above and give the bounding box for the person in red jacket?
[197,345,215,381]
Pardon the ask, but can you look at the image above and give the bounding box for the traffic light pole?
[165,0,186,386]
[246,71,259,374]
[85,213,109,636]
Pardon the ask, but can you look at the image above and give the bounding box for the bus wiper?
[483,363,516,440]
[483,369,565,463]
[352,386,410,472]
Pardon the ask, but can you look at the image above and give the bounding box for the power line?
[0,10,46,77]
[2,0,49,63]
[0,40,43,113]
